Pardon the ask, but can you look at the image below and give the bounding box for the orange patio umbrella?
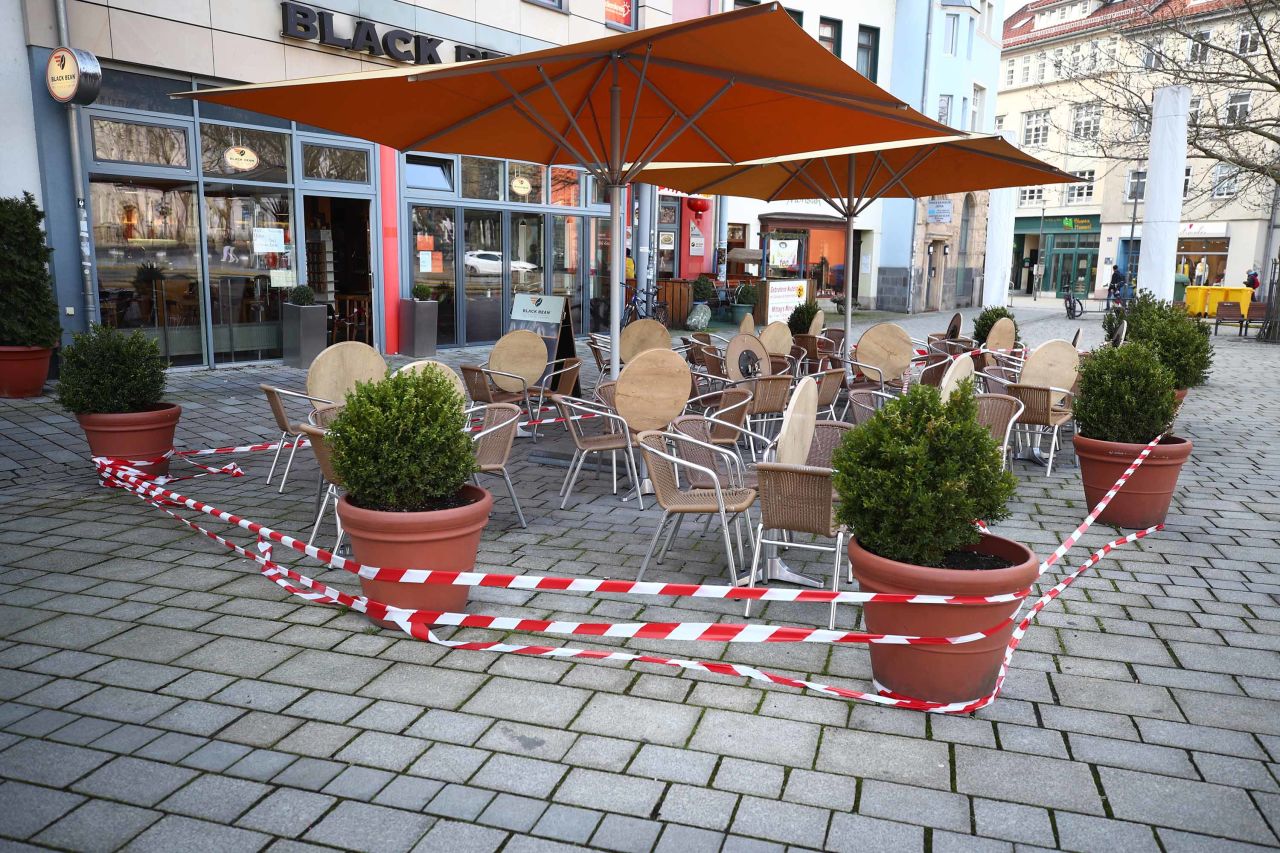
[181,2,955,375]
[640,134,1079,342]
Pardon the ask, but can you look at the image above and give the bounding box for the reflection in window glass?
[89,179,205,366]
[200,124,289,183]
[195,84,290,127]
[411,205,457,346]
[508,162,546,204]
[550,168,581,206]
[406,155,453,191]
[461,157,502,200]
[463,208,504,342]
[511,212,545,296]
[551,214,582,325]
[92,119,189,167]
[96,68,193,115]
[592,176,609,205]
[302,144,369,182]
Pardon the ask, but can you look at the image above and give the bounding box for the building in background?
[997,0,1279,299]
[14,0,670,366]
[878,0,1006,313]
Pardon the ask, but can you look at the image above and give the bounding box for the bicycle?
[621,282,669,328]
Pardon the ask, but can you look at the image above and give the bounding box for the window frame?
[604,0,637,31]
[944,14,960,56]
[1125,169,1147,202]
[1211,163,1239,198]
[1018,186,1044,206]
[1022,109,1050,146]
[855,25,880,82]
[818,17,842,56]
[1066,170,1095,203]
[1224,92,1251,125]
[1071,102,1101,140]
[1238,25,1260,55]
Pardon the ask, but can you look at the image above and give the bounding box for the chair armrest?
[274,387,338,407]
[478,367,530,393]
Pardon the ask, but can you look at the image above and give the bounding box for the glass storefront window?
[606,0,635,30]
[461,157,503,201]
[92,118,189,168]
[203,184,292,362]
[462,209,504,342]
[195,84,290,128]
[302,144,369,182]
[90,179,205,366]
[588,217,612,335]
[96,68,193,116]
[550,168,581,206]
[592,176,609,205]
[508,163,546,204]
[411,205,458,346]
[406,155,453,191]
[511,212,545,298]
[200,125,290,183]
[551,214,582,327]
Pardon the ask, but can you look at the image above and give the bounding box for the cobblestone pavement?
[1,305,1278,852]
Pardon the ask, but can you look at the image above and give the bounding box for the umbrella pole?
[609,184,625,378]
[843,156,856,348]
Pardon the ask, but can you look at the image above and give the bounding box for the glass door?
[462,208,504,344]
[89,178,206,366]
[204,184,292,362]
[588,217,612,335]
[510,211,546,302]
[411,205,458,347]
[551,214,582,331]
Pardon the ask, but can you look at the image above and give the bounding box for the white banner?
[510,293,566,324]
[767,279,806,324]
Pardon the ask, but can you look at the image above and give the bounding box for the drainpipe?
[55,0,97,325]
[906,0,936,314]
[1259,179,1280,342]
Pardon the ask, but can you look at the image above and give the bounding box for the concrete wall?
[1,0,43,205]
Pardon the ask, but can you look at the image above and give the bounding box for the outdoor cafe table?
[1185,285,1252,317]
[615,349,692,497]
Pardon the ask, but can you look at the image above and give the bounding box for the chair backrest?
[396,359,467,398]
[918,353,951,388]
[587,338,607,372]
[846,390,882,425]
[823,329,846,352]
[311,404,344,428]
[472,403,520,470]
[794,334,821,362]
[596,380,618,410]
[975,394,1023,449]
[806,421,853,468]
[260,385,294,433]
[702,347,728,380]
[945,312,963,341]
[669,416,735,486]
[1110,319,1127,348]
[756,462,835,537]
[546,357,581,394]
[1006,384,1055,427]
[709,387,752,441]
[747,374,792,415]
[1217,301,1243,321]
[298,424,341,486]
[981,365,1019,393]
[638,431,688,511]
[814,368,845,407]
[306,342,387,408]
[460,365,494,403]
[771,354,796,377]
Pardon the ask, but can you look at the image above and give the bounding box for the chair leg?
[309,485,333,547]
[719,509,739,586]
[560,451,587,509]
[1046,425,1060,477]
[625,449,645,510]
[502,468,527,529]
[267,430,286,485]
[558,450,581,498]
[744,522,766,618]
[657,514,684,563]
[278,433,302,494]
[637,511,670,582]
[611,450,618,494]
[830,530,845,631]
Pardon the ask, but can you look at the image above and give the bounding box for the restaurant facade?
[13,0,671,366]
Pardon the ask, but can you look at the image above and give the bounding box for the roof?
[1002,0,1250,50]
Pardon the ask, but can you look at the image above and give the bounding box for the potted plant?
[691,275,715,305]
[972,306,1019,347]
[400,283,440,358]
[1073,342,1190,529]
[0,193,62,397]
[1104,291,1211,407]
[57,325,179,476]
[732,281,757,326]
[833,382,1030,704]
[329,368,489,629]
[787,299,822,336]
[282,284,327,369]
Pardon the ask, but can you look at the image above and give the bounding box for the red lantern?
[685,196,711,217]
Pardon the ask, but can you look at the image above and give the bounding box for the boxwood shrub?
[787,300,822,335]
[1104,291,1211,389]
[1074,342,1176,445]
[972,306,1018,346]
[0,193,61,349]
[57,325,167,415]
[832,381,1016,567]
[288,284,316,306]
[328,368,476,512]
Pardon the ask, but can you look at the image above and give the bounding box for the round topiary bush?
[832,380,1017,567]
[972,306,1018,346]
[787,300,822,335]
[1074,342,1176,444]
[288,284,316,306]
[56,325,167,415]
[411,283,433,301]
[735,282,758,306]
[691,275,715,303]
[328,368,476,513]
[1104,290,1212,389]
[0,193,61,349]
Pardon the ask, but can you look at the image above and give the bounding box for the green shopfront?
[1013,214,1101,298]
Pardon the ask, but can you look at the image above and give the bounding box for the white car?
[464,250,538,276]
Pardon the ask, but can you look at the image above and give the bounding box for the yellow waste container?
[1203,287,1252,317]
[1184,286,1209,316]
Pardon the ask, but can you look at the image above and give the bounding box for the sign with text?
[46,47,101,105]
[510,293,566,326]
[766,279,806,324]
[280,1,503,64]
[926,199,953,224]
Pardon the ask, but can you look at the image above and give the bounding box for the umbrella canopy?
[639,134,1079,342]
[181,3,957,376]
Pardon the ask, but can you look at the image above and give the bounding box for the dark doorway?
[304,196,372,346]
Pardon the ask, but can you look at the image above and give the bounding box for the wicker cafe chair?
[1214,301,1245,335]
[260,385,335,493]
[745,462,846,629]
[842,389,894,425]
[460,364,532,416]
[975,393,1024,471]
[528,356,581,439]
[297,424,344,553]
[1007,383,1073,476]
[979,365,1020,394]
[806,421,854,469]
[469,402,526,528]
[917,352,952,388]
[636,431,757,585]
[552,394,644,508]
[813,368,846,419]
[585,338,610,395]
[685,387,753,447]
[671,415,759,490]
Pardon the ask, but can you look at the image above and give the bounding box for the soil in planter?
[939,550,1015,571]
[348,490,482,513]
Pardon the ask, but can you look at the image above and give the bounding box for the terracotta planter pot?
[1074,434,1192,529]
[77,403,182,476]
[849,534,1039,705]
[338,485,493,629]
[0,346,53,398]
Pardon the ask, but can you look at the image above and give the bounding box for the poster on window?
[252,227,285,253]
[767,238,798,270]
[605,0,633,28]
[767,280,806,324]
[689,222,705,256]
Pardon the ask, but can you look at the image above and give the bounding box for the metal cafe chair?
[468,402,527,528]
[297,424,344,553]
[975,393,1025,471]
[259,385,335,493]
[552,394,644,509]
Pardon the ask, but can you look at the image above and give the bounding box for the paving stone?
[127,814,270,853]
[712,757,785,798]
[590,813,664,852]
[817,729,950,790]
[781,769,857,811]
[0,780,85,839]
[462,677,590,728]
[953,745,1103,815]
[360,663,487,709]
[470,753,568,798]
[689,709,819,768]
[561,735,637,772]
[33,799,160,851]
[625,744,717,786]
[972,798,1054,845]
[330,730,427,773]
[89,625,211,664]
[1067,732,1197,776]
[304,801,433,853]
[210,680,307,713]
[730,795,830,848]
[181,740,254,772]
[0,739,110,787]
[476,793,547,832]
[654,824,724,853]
[857,779,971,832]
[225,749,297,782]
[404,709,492,745]
[283,691,372,724]
[347,700,422,733]
[270,757,345,791]
[572,693,701,748]
[149,700,245,737]
[1053,812,1161,853]
[72,756,198,807]
[553,768,665,818]
[657,783,738,831]
[134,731,207,762]
[63,685,181,724]
[532,804,603,844]
[411,819,505,853]
[158,774,271,823]
[475,721,577,761]
[373,775,445,811]
[426,783,496,821]
[1157,828,1280,853]
[1099,767,1275,844]
[825,813,924,853]
[930,830,1012,853]
[236,789,335,838]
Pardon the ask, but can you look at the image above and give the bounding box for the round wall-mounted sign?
[510,176,532,196]
[224,147,260,171]
[46,47,102,106]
